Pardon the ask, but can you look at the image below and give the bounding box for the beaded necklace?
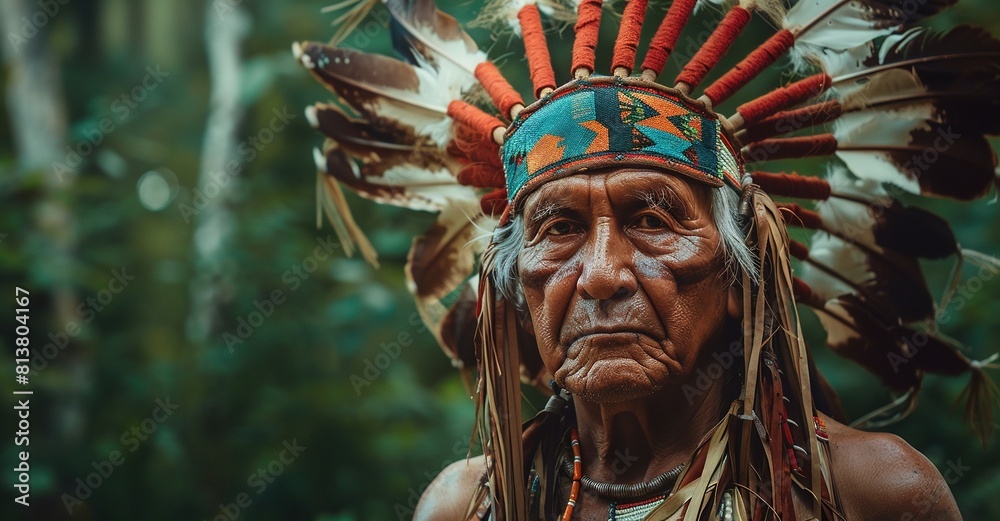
[561,455,685,501]
[558,428,685,520]
[610,495,668,520]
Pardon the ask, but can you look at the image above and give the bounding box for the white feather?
[423,118,456,149]
[877,28,922,64]
[833,103,936,194]
[785,0,902,49]
[785,0,907,76]
[815,299,857,346]
[792,40,873,79]
[477,0,575,35]
[799,231,866,300]
[501,0,541,33]
[357,54,473,147]
[803,28,922,84]
[696,0,730,12]
[834,151,920,194]
[373,164,483,211]
[814,165,885,245]
[413,51,477,100]
[397,54,477,146]
[388,1,487,75]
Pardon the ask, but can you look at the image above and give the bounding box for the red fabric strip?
[743,100,843,142]
[518,5,556,97]
[777,202,824,229]
[572,0,604,74]
[611,0,648,73]
[474,62,524,117]
[788,239,810,260]
[448,125,501,169]
[447,100,505,139]
[742,134,838,162]
[752,171,832,200]
[704,29,795,105]
[481,188,508,216]
[641,0,697,76]
[458,164,505,189]
[792,277,822,307]
[737,73,831,125]
[675,6,751,90]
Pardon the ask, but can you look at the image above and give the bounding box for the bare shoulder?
[413,455,487,521]
[821,413,961,520]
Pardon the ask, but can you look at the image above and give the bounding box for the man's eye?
[634,215,666,229]
[546,221,577,236]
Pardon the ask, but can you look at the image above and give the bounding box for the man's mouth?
[568,328,661,345]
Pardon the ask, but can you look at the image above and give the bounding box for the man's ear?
[727,283,742,320]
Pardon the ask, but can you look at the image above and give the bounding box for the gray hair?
[490,187,756,310]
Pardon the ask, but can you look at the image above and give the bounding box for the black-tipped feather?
[835,26,1000,87]
[835,111,998,201]
[386,0,484,73]
[871,204,957,260]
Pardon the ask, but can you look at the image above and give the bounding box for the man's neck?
[572,369,728,484]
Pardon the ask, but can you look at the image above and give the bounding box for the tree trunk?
[185,2,250,344]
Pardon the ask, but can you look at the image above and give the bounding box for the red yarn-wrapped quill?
[737,74,832,126]
[641,0,697,77]
[572,0,603,75]
[611,0,648,74]
[518,5,556,97]
[675,7,752,90]
[475,62,524,118]
[704,30,796,105]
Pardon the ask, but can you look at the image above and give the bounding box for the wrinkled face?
[517,169,738,403]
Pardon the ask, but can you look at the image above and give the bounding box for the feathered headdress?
[295,0,1000,518]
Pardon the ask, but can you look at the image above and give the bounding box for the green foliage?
[0,1,998,520]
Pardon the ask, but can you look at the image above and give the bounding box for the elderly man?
[407,75,962,520]
[297,0,998,518]
[413,164,960,519]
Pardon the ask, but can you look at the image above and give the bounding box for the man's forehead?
[521,169,705,218]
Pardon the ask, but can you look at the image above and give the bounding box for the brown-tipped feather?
[438,280,479,369]
[786,0,956,52]
[836,113,998,201]
[406,203,483,367]
[836,26,1000,87]
[386,0,484,73]
[316,138,473,212]
[818,168,960,260]
[298,42,448,123]
[814,296,922,392]
[841,68,1000,136]
[801,231,935,324]
[809,294,998,439]
[310,103,433,149]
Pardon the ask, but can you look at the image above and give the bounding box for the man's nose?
[576,220,638,301]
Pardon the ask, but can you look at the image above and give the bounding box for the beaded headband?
[501,77,743,210]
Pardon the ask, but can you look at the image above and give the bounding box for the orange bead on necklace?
[560,428,582,521]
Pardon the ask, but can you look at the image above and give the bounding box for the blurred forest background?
[1,0,999,519]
